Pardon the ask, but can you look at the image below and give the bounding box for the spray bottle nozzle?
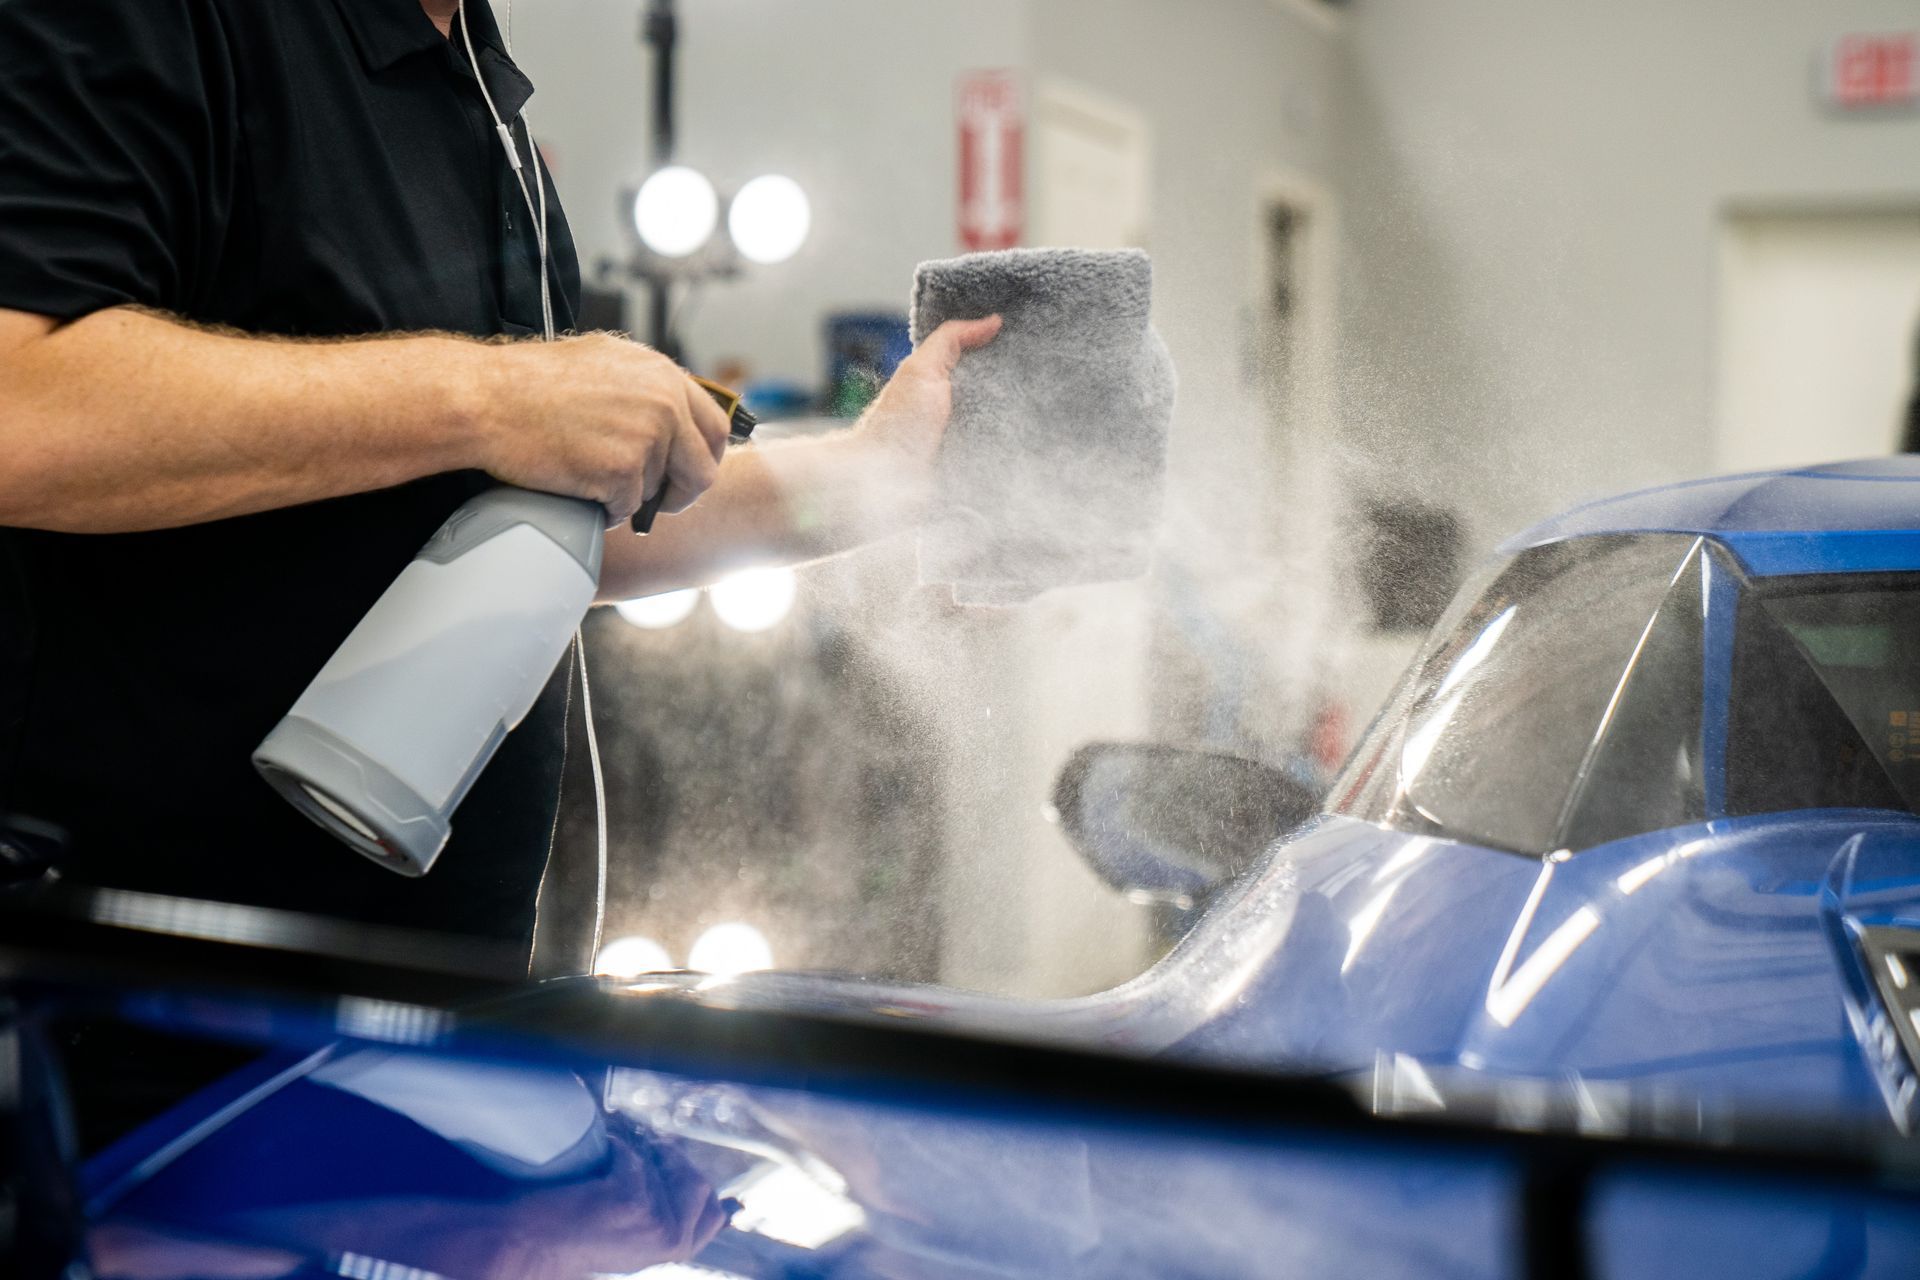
[691,375,760,444]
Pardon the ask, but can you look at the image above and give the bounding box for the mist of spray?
[571,327,1437,999]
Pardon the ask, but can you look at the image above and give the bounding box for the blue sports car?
[16,459,1920,1278]
[625,456,1920,1126]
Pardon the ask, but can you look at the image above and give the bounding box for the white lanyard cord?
[456,2,555,343]
[458,2,607,968]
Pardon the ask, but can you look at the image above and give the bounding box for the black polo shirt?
[0,0,585,952]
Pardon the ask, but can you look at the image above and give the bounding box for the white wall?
[1717,210,1920,471]
[1333,0,1920,554]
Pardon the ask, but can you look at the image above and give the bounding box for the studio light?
[634,164,719,258]
[614,588,700,630]
[595,934,674,978]
[710,567,797,633]
[688,921,774,976]
[728,174,812,265]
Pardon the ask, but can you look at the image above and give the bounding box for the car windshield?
[1332,534,1709,854]
[1334,536,1920,856]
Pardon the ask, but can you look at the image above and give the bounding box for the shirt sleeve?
[0,0,237,320]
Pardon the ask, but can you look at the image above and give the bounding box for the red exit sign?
[1823,32,1919,109]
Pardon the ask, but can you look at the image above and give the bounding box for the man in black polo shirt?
[0,0,999,955]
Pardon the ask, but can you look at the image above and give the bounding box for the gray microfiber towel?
[911,247,1177,606]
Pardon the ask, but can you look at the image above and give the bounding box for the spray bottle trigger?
[631,488,667,536]
[631,376,754,535]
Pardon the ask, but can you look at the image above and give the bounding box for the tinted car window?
[1726,578,1920,818]
[1334,534,1703,855]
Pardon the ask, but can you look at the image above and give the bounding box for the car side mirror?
[1049,744,1320,907]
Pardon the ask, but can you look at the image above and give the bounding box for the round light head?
[711,567,798,633]
[688,922,774,976]
[634,165,719,258]
[614,588,701,631]
[728,175,812,265]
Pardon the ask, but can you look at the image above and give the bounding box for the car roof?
[1501,456,1920,577]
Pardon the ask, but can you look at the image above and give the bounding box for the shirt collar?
[329,0,448,73]
[331,0,536,118]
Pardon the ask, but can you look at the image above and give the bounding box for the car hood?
[610,811,1920,1122]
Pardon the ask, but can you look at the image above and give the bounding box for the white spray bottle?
[252,488,604,877]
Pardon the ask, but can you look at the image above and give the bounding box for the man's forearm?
[593,312,1005,601]
[0,306,488,533]
[596,432,928,602]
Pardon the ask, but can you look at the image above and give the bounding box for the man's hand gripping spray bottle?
[252,381,754,877]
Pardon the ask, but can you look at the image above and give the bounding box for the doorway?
[1716,208,1920,472]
